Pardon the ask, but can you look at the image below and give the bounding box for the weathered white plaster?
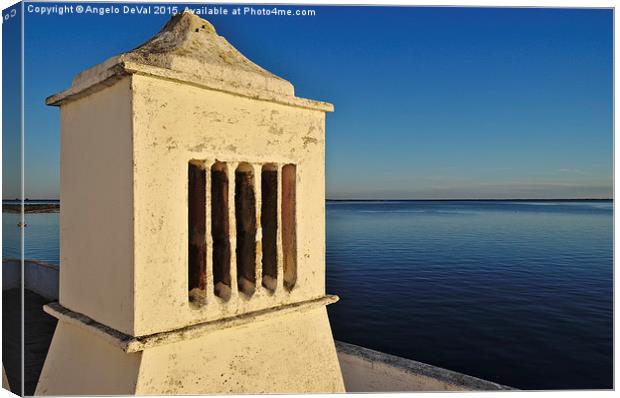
[130,74,328,335]
[58,77,135,335]
[35,322,142,395]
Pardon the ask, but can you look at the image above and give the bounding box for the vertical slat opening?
[282,164,297,291]
[211,162,231,301]
[235,163,257,297]
[188,160,207,304]
[261,164,278,292]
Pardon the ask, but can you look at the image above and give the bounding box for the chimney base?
[36,304,345,394]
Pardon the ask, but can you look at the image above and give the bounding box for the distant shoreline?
[3,204,59,214]
[1,198,612,214]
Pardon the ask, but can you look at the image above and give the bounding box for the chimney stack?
[36,12,344,394]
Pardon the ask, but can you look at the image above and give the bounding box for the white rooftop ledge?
[336,341,515,392]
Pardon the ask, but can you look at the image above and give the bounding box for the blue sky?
[5,4,614,199]
[2,2,21,200]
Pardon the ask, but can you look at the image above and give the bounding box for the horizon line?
[2,197,613,202]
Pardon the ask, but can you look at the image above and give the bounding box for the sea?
[2,199,613,390]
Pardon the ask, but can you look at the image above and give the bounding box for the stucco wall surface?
[58,78,135,335]
[131,74,327,336]
[135,306,344,394]
[35,321,142,395]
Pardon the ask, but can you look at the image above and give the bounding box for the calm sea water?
[3,212,59,264]
[326,200,613,390]
[2,200,613,389]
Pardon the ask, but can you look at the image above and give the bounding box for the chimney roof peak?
[46,12,333,112]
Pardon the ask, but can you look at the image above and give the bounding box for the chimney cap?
[46,11,333,112]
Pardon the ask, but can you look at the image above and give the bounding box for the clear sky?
[6,4,614,199]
